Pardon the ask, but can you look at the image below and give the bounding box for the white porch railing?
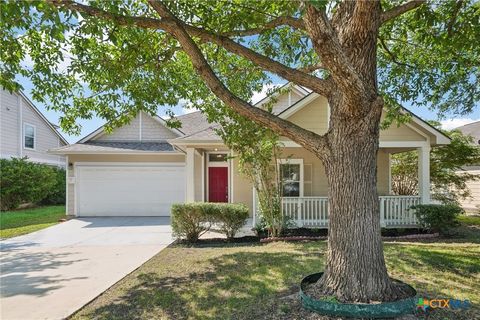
[254,195,421,228]
[379,196,421,227]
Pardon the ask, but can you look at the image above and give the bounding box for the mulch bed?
[260,233,440,243]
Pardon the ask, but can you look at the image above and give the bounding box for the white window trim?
[206,151,231,203]
[278,158,304,197]
[23,123,36,150]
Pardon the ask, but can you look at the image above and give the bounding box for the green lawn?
[0,205,66,239]
[72,226,480,320]
[458,214,480,226]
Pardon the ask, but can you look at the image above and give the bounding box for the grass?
[72,225,480,320]
[0,205,66,239]
[458,214,480,226]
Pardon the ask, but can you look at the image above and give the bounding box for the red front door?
[208,167,228,202]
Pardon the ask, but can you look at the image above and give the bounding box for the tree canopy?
[1,0,478,135]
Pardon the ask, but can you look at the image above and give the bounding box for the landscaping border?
[300,272,417,318]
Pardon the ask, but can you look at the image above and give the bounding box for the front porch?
[179,141,432,229]
[252,195,422,228]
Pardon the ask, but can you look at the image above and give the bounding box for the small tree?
[216,110,284,237]
[392,126,480,204]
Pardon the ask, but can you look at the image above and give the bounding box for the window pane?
[282,182,300,197]
[25,136,34,149]
[25,125,34,138]
[280,163,301,197]
[209,153,227,162]
[281,164,300,182]
[24,125,35,148]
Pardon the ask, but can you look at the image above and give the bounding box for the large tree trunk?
[312,98,408,302]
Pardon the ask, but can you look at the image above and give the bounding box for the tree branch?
[303,5,369,104]
[146,0,330,157]
[381,0,425,24]
[47,0,332,97]
[298,63,325,73]
[379,37,416,69]
[222,16,305,37]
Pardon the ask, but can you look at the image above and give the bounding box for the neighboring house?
[0,89,67,167]
[50,85,450,228]
[455,121,480,213]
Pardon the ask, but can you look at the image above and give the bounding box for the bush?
[171,202,249,242]
[171,203,212,242]
[0,158,57,210]
[216,203,249,239]
[40,167,66,205]
[412,204,463,235]
[254,214,297,237]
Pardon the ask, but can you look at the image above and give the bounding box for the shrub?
[40,167,66,205]
[216,203,249,239]
[171,202,249,242]
[412,204,463,235]
[254,214,297,237]
[0,158,57,210]
[171,203,212,242]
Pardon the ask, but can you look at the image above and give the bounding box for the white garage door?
[76,164,185,216]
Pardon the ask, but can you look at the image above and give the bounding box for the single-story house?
[50,85,451,227]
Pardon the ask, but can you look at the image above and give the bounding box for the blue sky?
[19,76,480,144]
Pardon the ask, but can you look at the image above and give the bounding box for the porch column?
[186,147,195,202]
[418,145,431,204]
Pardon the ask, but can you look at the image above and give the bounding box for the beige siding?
[194,151,203,201]
[458,170,480,213]
[66,153,185,215]
[232,157,254,216]
[95,114,141,141]
[280,147,390,197]
[140,112,178,140]
[227,147,391,216]
[0,90,20,157]
[287,95,329,135]
[285,95,425,142]
[379,114,426,141]
[95,112,179,142]
[377,150,390,195]
[271,91,304,114]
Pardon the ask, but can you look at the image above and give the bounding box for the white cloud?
[440,118,478,130]
[181,107,198,114]
[251,83,282,104]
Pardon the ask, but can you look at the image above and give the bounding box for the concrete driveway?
[0,217,173,320]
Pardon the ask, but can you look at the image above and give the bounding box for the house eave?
[48,150,184,155]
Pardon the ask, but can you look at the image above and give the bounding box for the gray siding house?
[0,89,68,166]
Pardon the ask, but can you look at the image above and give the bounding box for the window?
[208,153,228,162]
[24,123,35,149]
[279,159,303,197]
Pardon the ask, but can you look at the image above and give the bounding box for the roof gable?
[279,92,450,145]
[18,91,68,145]
[79,111,183,143]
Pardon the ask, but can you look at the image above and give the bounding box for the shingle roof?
[173,125,222,141]
[50,141,176,153]
[175,111,212,135]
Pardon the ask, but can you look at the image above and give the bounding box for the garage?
[76,163,185,216]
